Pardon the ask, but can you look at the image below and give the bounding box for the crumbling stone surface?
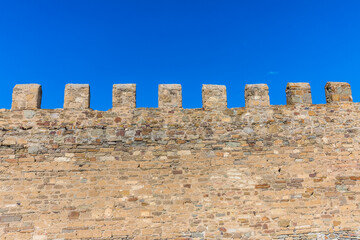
[1,82,359,239]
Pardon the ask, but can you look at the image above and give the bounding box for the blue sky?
[1,0,360,110]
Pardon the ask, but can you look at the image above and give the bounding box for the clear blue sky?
[1,0,360,110]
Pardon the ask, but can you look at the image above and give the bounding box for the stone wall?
[1,82,360,240]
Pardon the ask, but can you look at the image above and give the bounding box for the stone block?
[245,84,270,107]
[158,84,182,108]
[63,84,90,109]
[11,84,42,110]
[202,85,227,110]
[112,84,136,110]
[325,82,352,103]
[0,215,22,222]
[286,82,312,105]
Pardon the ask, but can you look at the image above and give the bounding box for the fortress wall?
[0,83,360,239]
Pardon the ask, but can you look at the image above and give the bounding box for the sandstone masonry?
[0,82,360,240]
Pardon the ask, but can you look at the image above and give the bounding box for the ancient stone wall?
[1,82,360,240]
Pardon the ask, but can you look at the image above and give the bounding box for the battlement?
[2,81,360,239]
[10,82,354,111]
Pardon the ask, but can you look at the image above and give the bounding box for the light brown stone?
[11,84,42,110]
[286,82,312,105]
[202,84,227,110]
[1,82,360,239]
[158,84,182,108]
[112,84,136,110]
[63,84,90,109]
[325,82,352,103]
[245,84,270,107]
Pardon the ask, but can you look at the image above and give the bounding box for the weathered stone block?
[112,84,136,110]
[245,84,270,107]
[11,84,42,110]
[325,82,352,103]
[286,82,312,105]
[68,211,80,219]
[0,215,22,222]
[64,84,90,109]
[202,85,227,110]
[278,219,291,228]
[158,84,182,109]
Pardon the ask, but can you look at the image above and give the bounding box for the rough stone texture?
[158,84,182,108]
[245,84,270,107]
[202,84,227,110]
[11,84,42,110]
[1,83,360,239]
[112,84,136,110]
[64,84,90,109]
[325,82,352,103]
[0,215,22,223]
[286,82,312,105]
